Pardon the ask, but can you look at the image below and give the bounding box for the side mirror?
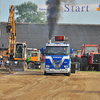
[71,48,73,54]
[41,47,44,55]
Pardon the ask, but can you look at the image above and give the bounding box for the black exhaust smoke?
[46,0,60,40]
[46,0,75,40]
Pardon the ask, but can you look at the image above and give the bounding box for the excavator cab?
[15,42,27,59]
[15,44,23,58]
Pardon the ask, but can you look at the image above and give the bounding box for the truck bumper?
[44,68,70,73]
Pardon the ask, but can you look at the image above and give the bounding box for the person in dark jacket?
[0,56,3,68]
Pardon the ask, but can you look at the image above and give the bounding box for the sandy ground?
[0,70,100,100]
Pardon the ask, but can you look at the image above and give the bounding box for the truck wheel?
[44,71,47,75]
[65,72,71,76]
[28,62,35,69]
[82,57,88,71]
[44,71,51,75]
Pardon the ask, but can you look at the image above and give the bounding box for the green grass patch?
[77,71,100,73]
[0,71,1,73]
[27,69,41,71]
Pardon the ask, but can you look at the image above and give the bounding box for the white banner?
[37,4,100,12]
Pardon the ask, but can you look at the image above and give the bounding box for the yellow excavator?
[4,5,27,71]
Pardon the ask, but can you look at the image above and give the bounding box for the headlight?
[15,61,18,64]
[46,65,50,67]
[64,65,68,68]
[6,61,9,64]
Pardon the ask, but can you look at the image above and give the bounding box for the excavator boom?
[6,5,16,59]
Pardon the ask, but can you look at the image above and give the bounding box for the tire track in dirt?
[0,72,100,100]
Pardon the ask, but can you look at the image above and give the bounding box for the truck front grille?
[93,54,100,64]
[54,65,61,68]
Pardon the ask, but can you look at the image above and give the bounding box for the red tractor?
[80,44,100,71]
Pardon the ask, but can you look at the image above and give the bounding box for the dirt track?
[0,71,100,100]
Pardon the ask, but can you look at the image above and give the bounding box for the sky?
[0,0,100,25]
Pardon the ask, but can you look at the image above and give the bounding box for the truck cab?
[42,36,74,76]
[27,48,41,69]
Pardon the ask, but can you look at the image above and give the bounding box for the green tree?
[15,1,46,23]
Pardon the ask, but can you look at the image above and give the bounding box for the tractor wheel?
[78,58,83,71]
[82,57,88,71]
[95,65,100,71]
[74,56,83,71]
[28,62,35,69]
[88,66,94,71]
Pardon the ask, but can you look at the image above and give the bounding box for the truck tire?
[65,71,71,76]
[28,62,35,69]
[82,57,88,71]
[44,71,47,75]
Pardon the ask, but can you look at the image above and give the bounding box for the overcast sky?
[0,0,100,24]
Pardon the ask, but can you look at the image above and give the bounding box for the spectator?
[0,56,3,68]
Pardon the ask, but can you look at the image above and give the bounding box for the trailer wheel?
[28,62,35,69]
[82,57,88,71]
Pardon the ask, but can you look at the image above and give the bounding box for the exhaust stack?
[48,40,51,44]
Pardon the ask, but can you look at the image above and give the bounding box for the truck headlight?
[46,65,50,67]
[64,65,68,68]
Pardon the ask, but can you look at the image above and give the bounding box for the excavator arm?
[6,5,16,59]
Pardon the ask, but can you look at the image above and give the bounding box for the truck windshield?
[27,50,38,57]
[46,46,69,55]
[86,46,98,54]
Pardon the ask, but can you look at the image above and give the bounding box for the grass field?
[26,69,41,71]
[27,69,100,73]
[77,71,100,73]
